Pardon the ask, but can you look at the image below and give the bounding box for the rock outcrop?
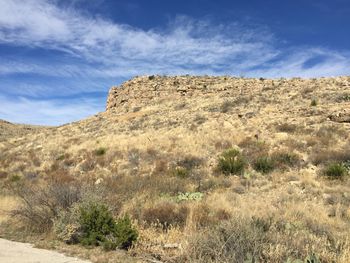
[106,75,350,112]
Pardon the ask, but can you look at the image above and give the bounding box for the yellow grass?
[1,76,350,262]
[0,196,18,224]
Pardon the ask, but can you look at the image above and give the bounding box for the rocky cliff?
[106,75,350,114]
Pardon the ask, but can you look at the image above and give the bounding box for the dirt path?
[0,238,91,263]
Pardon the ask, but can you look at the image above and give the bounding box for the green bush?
[94,147,107,156]
[322,163,348,179]
[310,99,317,107]
[253,156,275,174]
[218,148,246,176]
[78,202,137,250]
[110,216,139,250]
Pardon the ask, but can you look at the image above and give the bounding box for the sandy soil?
[0,238,90,263]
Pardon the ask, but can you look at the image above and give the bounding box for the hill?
[1,76,350,262]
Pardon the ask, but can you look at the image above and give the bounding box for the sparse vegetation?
[78,202,137,250]
[10,175,82,232]
[142,202,189,229]
[322,163,348,179]
[220,100,235,113]
[253,156,275,174]
[311,98,318,106]
[2,76,350,262]
[171,167,190,179]
[275,123,299,133]
[185,215,338,263]
[271,151,301,169]
[94,147,107,156]
[218,148,246,176]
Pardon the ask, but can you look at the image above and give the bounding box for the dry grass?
[1,75,350,262]
[0,195,18,224]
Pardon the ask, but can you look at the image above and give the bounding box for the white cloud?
[0,95,103,125]
[249,48,350,78]
[1,0,349,79]
[0,0,349,79]
[0,0,279,74]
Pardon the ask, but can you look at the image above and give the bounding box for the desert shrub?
[10,174,82,232]
[275,123,299,133]
[128,148,141,170]
[78,202,115,247]
[308,126,347,148]
[142,202,189,229]
[253,156,275,174]
[177,155,203,170]
[316,125,346,139]
[171,167,190,179]
[220,100,235,113]
[153,159,168,175]
[214,139,232,150]
[322,163,348,179]
[185,216,341,263]
[218,148,246,176]
[197,177,232,192]
[271,151,301,169]
[301,87,314,99]
[113,215,139,249]
[132,106,142,112]
[94,147,107,156]
[9,174,21,182]
[310,144,350,165]
[78,202,137,250]
[80,153,96,172]
[233,96,251,106]
[310,98,318,106]
[336,93,350,102]
[193,114,207,125]
[239,138,269,164]
[56,200,138,250]
[54,205,81,244]
[191,204,231,228]
[186,217,269,262]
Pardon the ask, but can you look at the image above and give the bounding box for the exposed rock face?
[106,75,350,112]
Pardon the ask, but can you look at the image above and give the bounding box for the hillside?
[0,119,47,141]
[1,76,350,262]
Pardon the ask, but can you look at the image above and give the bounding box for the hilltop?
[1,76,350,263]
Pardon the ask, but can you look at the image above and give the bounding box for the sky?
[0,0,350,125]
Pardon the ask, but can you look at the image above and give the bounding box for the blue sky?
[0,0,350,125]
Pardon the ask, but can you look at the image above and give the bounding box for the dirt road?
[0,238,91,263]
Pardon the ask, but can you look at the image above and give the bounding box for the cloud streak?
[1,0,349,78]
[0,94,104,125]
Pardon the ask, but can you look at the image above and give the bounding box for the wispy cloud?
[0,0,349,125]
[1,0,349,78]
[0,94,104,125]
[0,0,277,74]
